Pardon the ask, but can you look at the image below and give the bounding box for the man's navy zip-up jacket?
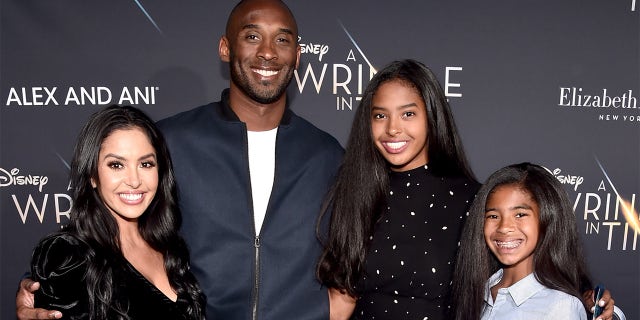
[157,89,344,320]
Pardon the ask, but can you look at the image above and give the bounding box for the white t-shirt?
[247,128,277,235]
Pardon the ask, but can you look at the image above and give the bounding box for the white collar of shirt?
[484,269,546,307]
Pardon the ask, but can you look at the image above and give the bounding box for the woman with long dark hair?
[30,105,205,319]
[451,163,591,319]
[317,59,480,320]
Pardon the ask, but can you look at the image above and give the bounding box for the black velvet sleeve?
[30,233,91,319]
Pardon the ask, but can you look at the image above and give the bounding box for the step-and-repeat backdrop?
[2,1,638,318]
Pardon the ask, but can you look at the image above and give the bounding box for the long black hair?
[64,105,204,319]
[450,162,590,319]
[316,59,476,296]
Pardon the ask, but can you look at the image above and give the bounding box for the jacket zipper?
[252,235,260,320]
[248,124,278,320]
[243,124,261,320]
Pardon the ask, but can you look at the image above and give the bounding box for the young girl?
[317,59,480,320]
[452,163,591,319]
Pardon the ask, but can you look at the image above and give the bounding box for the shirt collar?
[484,269,546,306]
[218,88,293,126]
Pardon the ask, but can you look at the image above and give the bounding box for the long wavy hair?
[65,105,204,319]
[450,162,590,319]
[316,59,476,296]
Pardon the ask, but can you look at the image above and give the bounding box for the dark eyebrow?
[511,204,533,210]
[278,27,294,35]
[241,23,259,31]
[103,153,156,161]
[397,103,418,109]
[371,103,418,111]
[485,204,533,212]
[241,24,294,35]
[138,153,157,161]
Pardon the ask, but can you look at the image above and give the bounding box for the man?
[16,0,343,319]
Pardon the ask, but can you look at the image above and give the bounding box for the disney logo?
[0,167,49,192]
[551,168,584,191]
[299,36,329,61]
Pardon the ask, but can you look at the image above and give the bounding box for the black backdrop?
[2,1,638,318]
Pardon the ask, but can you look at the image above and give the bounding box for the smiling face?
[484,184,540,279]
[92,128,158,223]
[371,79,429,172]
[220,0,300,105]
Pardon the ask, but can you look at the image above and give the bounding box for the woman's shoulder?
[31,232,91,281]
[34,232,89,255]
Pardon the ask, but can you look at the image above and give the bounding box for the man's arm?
[16,279,62,320]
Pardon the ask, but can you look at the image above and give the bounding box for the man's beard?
[230,61,294,104]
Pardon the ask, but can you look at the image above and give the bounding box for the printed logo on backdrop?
[4,86,159,107]
[1,162,72,225]
[551,158,639,252]
[558,87,638,123]
[295,22,464,111]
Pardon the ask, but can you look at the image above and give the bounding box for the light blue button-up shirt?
[481,269,588,320]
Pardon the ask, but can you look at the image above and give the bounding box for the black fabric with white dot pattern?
[353,165,479,320]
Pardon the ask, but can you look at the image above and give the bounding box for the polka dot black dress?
[353,165,479,320]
